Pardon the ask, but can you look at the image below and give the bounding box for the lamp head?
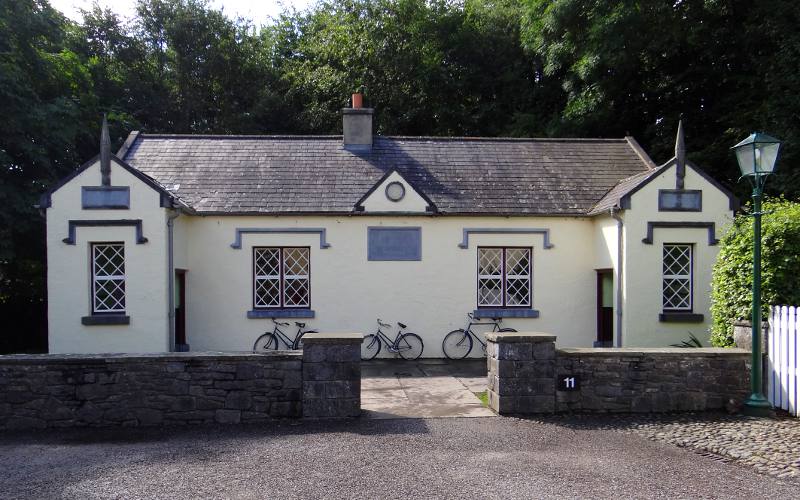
[733,132,781,177]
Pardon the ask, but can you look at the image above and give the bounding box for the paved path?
[361,359,495,419]
[1,417,797,499]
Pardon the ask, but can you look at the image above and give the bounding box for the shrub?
[710,198,800,346]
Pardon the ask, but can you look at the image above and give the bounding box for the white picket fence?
[768,305,799,417]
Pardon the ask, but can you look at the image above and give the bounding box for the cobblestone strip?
[527,413,800,480]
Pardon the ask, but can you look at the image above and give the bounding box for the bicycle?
[253,319,318,352]
[361,319,424,360]
[441,312,517,359]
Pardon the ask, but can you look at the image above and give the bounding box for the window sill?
[81,315,130,325]
[474,308,539,319]
[247,309,315,319]
[659,312,704,323]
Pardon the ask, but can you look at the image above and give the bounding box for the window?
[477,247,531,308]
[662,244,692,311]
[254,247,310,309]
[92,243,126,314]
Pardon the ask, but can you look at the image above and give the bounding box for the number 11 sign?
[558,374,580,391]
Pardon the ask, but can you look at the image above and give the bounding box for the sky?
[49,0,315,25]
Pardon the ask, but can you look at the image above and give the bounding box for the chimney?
[342,92,373,151]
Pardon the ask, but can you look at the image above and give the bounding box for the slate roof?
[120,134,656,216]
[587,169,661,216]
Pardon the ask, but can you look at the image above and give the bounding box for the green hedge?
[710,198,800,346]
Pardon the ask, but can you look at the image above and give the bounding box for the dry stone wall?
[0,352,302,429]
[487,332,750,415]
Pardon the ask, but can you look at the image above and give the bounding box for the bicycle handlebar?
[272,318,289,326]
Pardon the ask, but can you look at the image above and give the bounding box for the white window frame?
[477,247,532,308]
[91,242,126,314]
[253,247,310,309]
[662,243,693,312]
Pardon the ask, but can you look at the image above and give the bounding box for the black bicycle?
[442,312,517,359]
[361,319,424,360]
[253,319,318,352]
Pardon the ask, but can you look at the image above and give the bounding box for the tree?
[710,198,800,346]
[519,0,800,197]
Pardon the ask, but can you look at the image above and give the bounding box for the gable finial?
[100,114,111,186]
[675,119,686,189]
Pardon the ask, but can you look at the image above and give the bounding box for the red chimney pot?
[352,93,363,109]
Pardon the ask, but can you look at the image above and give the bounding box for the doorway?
[595,269,613,347]
[175,270,188,351]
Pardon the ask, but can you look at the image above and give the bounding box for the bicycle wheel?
[293,330,317,350]
[361,334,381,360]
[397,333,424,360]
[442,329,473,359]
[253,333,279,352]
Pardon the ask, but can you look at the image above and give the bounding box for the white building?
[41,104,736,355]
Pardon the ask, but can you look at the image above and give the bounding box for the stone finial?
[100,114,111,186]
[675,120,686,189]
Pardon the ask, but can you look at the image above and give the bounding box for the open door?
[595,270,613,347]
[175,270,188,351]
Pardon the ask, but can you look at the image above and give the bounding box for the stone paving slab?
[361,360,495,419]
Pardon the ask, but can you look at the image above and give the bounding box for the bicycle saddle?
[295,322,306,328]
[492,317,501,322]
[397,322,407,329]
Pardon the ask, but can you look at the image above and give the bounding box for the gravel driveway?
[1,416,797,499]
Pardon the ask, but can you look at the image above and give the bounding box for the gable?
[40,155,177,210]
[355,169,436,214]
[623,160,737,214]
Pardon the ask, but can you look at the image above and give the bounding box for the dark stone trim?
[641,221,718,245]
[230,228,330,249]
[81,186,130,209]
[81,315,130,325]
[474,308,540,319]
[353,168,438,213]
[659,312,704,323]
[459,228,553,249]
[63,219,148,245]
[247,309,315,319]
[367,226,422,261]
[657,189,702,212]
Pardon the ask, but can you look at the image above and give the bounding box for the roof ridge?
[135,133,630,143]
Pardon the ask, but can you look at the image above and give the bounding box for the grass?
[474,391,489,407]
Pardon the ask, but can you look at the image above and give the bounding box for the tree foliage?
[1,0,799,352]
[710,199,800,346]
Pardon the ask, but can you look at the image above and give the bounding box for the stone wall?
[487,332,750,415]
[1,335,363,430]
[556,348,750,412]
[302,333,361,419]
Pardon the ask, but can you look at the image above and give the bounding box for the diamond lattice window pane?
[92,244,125,313]
[505,248,530,277]
[255,248,280,277]
[662,244,692,310]
[506,278,530,306]
[284,278,309,307]
[255,278,280,307]
[283,248,309,277]
[478,248,502,276]
[478,278,503,306]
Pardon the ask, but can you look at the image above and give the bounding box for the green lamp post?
[732,132,781,417]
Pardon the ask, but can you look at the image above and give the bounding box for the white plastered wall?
[181,215,598,356]
[620,163,734,346]
[46,160,170,353]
